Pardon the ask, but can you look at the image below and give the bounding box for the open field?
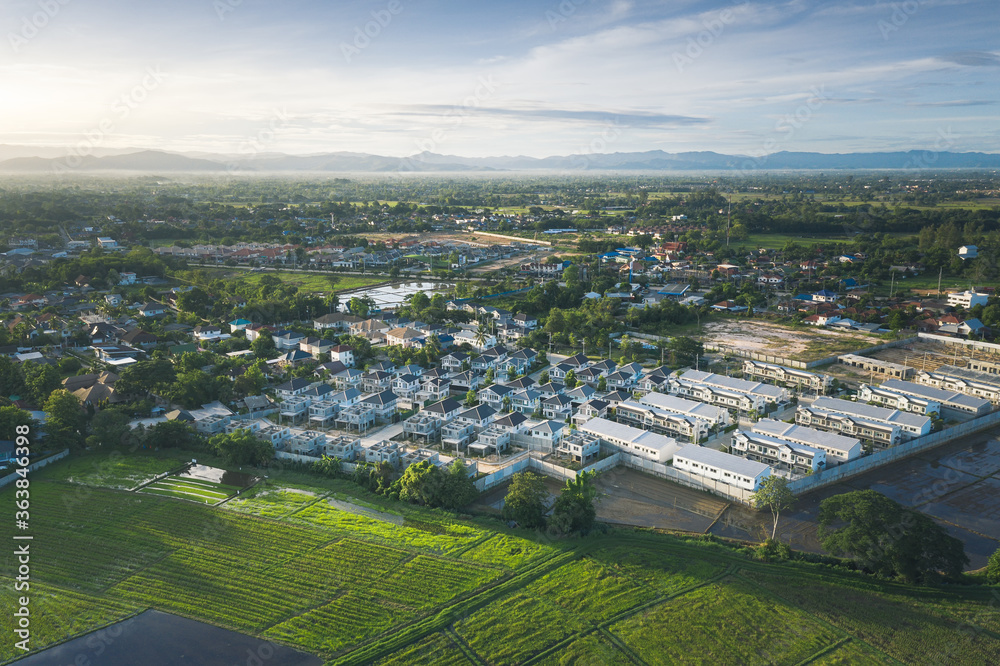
[2,452,999,665]
[701,318,881,362]
[139,475,244,504]
[236,270,388,294]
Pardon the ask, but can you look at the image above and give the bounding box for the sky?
[1,0,998,158]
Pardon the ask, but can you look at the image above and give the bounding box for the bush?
[988,548,1000,584]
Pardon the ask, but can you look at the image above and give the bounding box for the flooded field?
[12,610,321,666]
[340,280,452,311]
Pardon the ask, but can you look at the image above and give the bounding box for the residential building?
[947,290,989,309]
[751,419,863,464]
[580,417,679,463]
[313,312,362,331]
[916,365,1000,405]
[329,345,355,368]
[742,360,832,393]
[556,430,601,463]
[386,326,425,348]
[811,396,931,439]
[674,444,771,492]
[615,400,710,443]
[838,354,914,380]
[275,378,312,399]
[796,406,902,447]
[732,430,826,476]
[858,383,940,415]
[671,369,787,406]
[638,391,732,426]
[879,378,991,416]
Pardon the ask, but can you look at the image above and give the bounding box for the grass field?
[2,453,999,665]
[236,270,388,294]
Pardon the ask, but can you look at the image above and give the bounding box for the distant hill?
[1,146,998,172]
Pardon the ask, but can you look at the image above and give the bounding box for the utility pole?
[937,266,943,297]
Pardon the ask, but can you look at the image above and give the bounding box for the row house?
[572,398,608,426]
[752,419,863,465]
[731,430,826,477]
[742,360,832,394]
[668,376,766,413]
[580,417,677,463]
[811,396,931,440]
[674,445,771,492]
[795,406,901,447]
[858,383,940,416]
[403,397,464,443]
[615,400,711,443]
[878,379,991,417]
[916,365,1000,405]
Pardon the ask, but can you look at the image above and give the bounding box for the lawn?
[236,270,388,294]
[2,453,999,665]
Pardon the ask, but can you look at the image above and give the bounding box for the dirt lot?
[701,319,879,362]
[472,467,730,534]
[710,430,1000,569]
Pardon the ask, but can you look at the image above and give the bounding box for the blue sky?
[2,0,998,157]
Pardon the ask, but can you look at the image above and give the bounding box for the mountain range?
[1,146,998,173]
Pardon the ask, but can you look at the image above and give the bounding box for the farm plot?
[139,475,243,504]
[373,555,502,609]
[264,592,418,657]
[0,580,140,664]
[589,543,726,596]
[289,500,485,556]
[740,569,1000,665]
[226,485,322,519]
[526,558,659,623]
[535,633,633,666]
[51,453,187,489]
[455,593,590,666]
[460,532,550,570]
[375,632,471,666]
[609,578,840,665]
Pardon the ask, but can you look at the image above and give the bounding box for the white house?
[674,444,771,492]
[947,290,988,309]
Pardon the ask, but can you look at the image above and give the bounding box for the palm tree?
[474,320,488,348]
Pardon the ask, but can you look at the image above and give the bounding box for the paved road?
[359,421,405,446]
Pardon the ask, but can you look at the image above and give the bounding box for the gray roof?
[639,392,729,421]
[925,365,1000,389]
[680,369,785,399]
[880,379,991,410]
[581,417,678,455]
[675,444,770,478]
[812,396,931,430]
[752,419,860,454]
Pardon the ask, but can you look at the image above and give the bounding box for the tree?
[348,296,370,318]
[539,370,550,385]
[143,420,200,450]
[596,375,607,392]
[43,390,87,450]
[398,460,448,507]
[818,490,968,582]
[564,369,578,389]
[23,362,60,405]
[0,357,26,398]
[987,547,1000,584]
[750,475,796,541]
[0,406,34,441]
[502,471,549,529]
[88,408,132,448]
[312,454,342,478]
[484,367,495,385]
[550,471,598,535]
[465,389,478,406]
[251,331,276,359]
[667,336,704,368]
[209,429,273,466]
[177,287,210,314]
[443,458,478,508]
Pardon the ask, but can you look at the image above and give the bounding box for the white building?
[795,406,901,447]
[879,379,992,417]
[947,290,989,309]
[751,419,862,464]
[580,417,679,463]
[916,365,1000,405]
[811,396,931,439]
[732,430,826,476]
[742,360,832,393]
[674,444,771,492]
[858,383,940,416]
[638,392,732,426]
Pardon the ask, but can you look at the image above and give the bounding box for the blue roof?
[793,294,813,301]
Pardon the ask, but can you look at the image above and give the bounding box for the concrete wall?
[0,449,70,489]
[474,451,625,491]
[619,453,756,505]
[786,410,1000,495]
[704,335,919,371]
